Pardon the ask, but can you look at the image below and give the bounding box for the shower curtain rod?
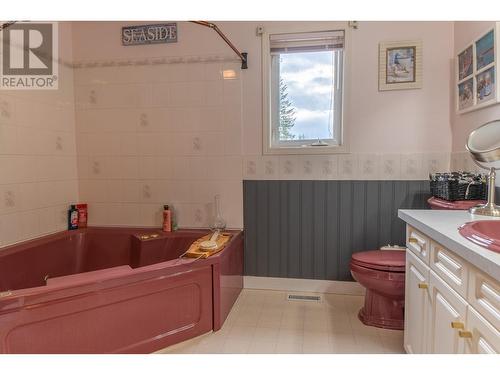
[190,21,248,69]
[1,21,248,69]
[0,21,17,30]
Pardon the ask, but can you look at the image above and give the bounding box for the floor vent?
[287,294,322,302]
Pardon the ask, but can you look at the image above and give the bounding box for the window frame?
[262,23,350,155]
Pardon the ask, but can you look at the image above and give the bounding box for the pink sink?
[459,221,500,253]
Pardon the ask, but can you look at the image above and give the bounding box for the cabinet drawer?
[468,268,500,330]
[430,241,468,299]
[406,226,430,264]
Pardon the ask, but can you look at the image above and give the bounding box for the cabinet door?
[404,250,430,354]
[428,270,468,354]
[465,305,500,354]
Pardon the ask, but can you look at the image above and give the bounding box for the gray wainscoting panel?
[243,180,431,281]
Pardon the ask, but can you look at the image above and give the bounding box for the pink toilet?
[350,250,406,330]
[427,196,485,210]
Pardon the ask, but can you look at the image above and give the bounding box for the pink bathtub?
[0,227,243,353]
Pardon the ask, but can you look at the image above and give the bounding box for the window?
[263,29,345,154]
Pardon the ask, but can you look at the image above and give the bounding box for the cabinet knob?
[418,282,428,289]
[451,322,465,329]
[408,237,419,244]
[458,330,472,338]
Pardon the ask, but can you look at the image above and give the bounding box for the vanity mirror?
[466,119,500,216]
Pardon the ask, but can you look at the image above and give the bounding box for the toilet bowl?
[427,196,485,210]
[350,250,406,330]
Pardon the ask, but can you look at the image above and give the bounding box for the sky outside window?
[279,50,335,140]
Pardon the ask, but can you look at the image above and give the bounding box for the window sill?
[263,143,349,155]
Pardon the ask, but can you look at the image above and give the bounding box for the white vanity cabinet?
[404,250,430,353]
[404,225,500,354]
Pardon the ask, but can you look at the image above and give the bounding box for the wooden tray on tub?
[182,232,232,259]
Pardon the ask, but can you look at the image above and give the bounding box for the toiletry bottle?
[68,205,79,230]
[76,203,88,228]
[171,206,178,231]
[162,205,172,232]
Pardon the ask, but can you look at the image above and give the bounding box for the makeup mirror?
[466,120,500,217]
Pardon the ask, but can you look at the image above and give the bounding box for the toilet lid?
[351,250,406,272]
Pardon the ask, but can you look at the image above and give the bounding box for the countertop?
[398,209,500,281]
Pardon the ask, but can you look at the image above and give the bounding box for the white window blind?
[270,30,344,54]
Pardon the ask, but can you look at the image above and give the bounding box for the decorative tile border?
[72,54,240,69]
[450,151,483,173]
[242,153,451,181]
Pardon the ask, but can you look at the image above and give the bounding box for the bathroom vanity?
[398,210,500,354]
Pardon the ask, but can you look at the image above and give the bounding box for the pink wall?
[69,21,456,229]
[349,22,453,154]
[452,21,500,153]
[240,22,453,182]
[451,21,500,185]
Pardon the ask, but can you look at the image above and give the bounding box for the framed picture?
[458,45,473,81]
[456,22,500,114]
[476,29,495,70]
[379,40,423,91]
[458,78,474,110]
[476,66,496,104]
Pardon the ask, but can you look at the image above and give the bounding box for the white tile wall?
[75,62,244,229]
[0,22,78,249]
[0,90,77,248]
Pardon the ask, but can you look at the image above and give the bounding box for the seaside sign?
[122,23,177,46]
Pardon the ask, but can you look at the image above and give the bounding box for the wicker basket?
[429,173,487,201]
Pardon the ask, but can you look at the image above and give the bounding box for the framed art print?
[476,29,495,71]
[458,45,473,81]
[458,78,474,110]
[456,22,500,113]
[379,40,422,91]
[476,66,496,104]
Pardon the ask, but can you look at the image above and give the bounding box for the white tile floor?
[156,289,405,354]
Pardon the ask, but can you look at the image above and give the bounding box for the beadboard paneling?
[243,180,431,281]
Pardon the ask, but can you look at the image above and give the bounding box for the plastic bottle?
[76,203,88,228]
[68,205,79,230]
[162,205,172,232]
